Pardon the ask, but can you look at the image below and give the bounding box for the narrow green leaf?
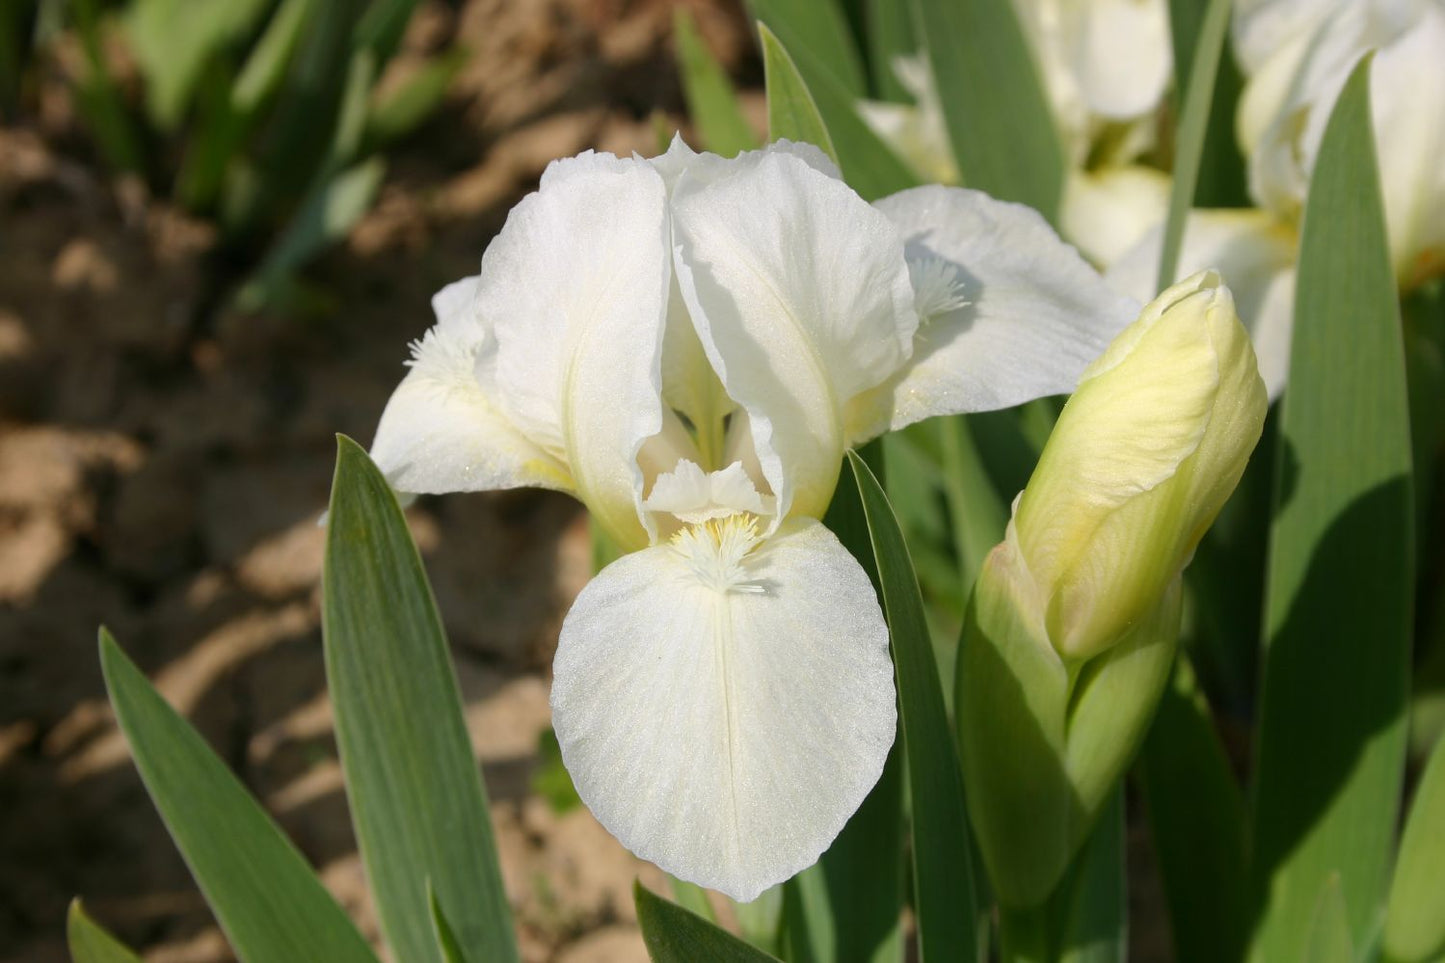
[936,415,1007,595]
[1136,656,1248,963]
[636,882,782,963]
[862,0,914,102]
[73,0,144,174]
[760,24,837,166]
[1249,58,1414,963]
[1156,0,1232,291]
[232,0,316,114]
[1166,0,1248,207]
[848,451,977,963]
[67,900,142,963]
[908,0,1063,220]
[323,436,519,963]
[124,0,271,128]
[748,0,866,96]
[750,18,916,200]
[241,157,386,308]
[785,442,905,963]
[1383,732,1445,963]
[364,47,468,148]
[428,881,469,963]
[675,8,757,157]
[1302,875,1355,963]
[98,631,378,963]
[1056,789,1126,963]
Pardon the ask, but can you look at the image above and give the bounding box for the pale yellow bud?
[1012,269,1267,660]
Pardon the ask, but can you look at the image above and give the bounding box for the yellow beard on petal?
[669,515,766,595]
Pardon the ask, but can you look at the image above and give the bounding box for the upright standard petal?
[1105,209,1298,398]
[549,517,896,901]
[1370,5,1445,288]
[850,185,1138,441]
[1064,0,1173,121]
[480,152,671,551]
[670,149,918,523]
[371,276,573,495]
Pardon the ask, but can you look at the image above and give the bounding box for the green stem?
[998,903,1053,963]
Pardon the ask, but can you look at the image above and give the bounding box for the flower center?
[909,256,969,322]
[669,514,766,594]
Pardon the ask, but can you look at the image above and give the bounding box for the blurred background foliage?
[1,0,465,313]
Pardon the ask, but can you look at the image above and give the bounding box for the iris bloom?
[857,0,1176,266]
[369,136,1134,900]
[1108,0,1445,398]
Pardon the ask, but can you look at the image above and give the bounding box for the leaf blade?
[908,0,1063,220]
[675,7,758,157]
[322,436,518,963]
[98,631,379,963]
[67,900,143,963]
[1156,0,1233,291]
[636,882,782,963]
[848,451,977,963]
[760,23,838,166]
[1248,57,1414,962]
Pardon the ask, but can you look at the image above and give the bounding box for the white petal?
[850,185,1138,441]
[1232,0,1346,75]
[1371,6,1445,287]
[1064,0,1173,121]
[371,275,572,494]
[671,149,918,523]
[1061,165,1173,269]
[549,517,896,902]
[1105,209,1297,399]
[480,152,671,551]
[643,459,772,524]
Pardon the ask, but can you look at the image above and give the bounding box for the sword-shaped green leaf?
[636,882,782,963]
[323,436,518,963]
[675,7,757,157]
[849,451,977,963]
[98,631,378,963]
[1156,0,1233,291]
[908,0,1062,220]
[750,18,916,200]
[760,23,837,165]
[1248,58,1414,963]
[67,901,143,963]
[1383,732,1445,962]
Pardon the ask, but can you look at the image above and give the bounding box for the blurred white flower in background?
[857,0,1176,266]
[367,136,1134,900]
[1109,0,1445,398]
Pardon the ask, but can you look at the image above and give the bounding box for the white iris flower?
[857,0,1176,267]
[1108,0,1445,399]
[368,136,1135,901]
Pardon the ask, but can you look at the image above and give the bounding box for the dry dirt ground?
[0,2,763,960]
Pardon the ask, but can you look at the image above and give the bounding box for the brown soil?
[0,2,761,960]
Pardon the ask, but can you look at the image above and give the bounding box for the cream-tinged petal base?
[549,517,896,902]
[1061,165,1173,270]
[371,275,572,494]
[851,185,1138,442]
[671,149,918,524]
[1105,208,1297,399]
